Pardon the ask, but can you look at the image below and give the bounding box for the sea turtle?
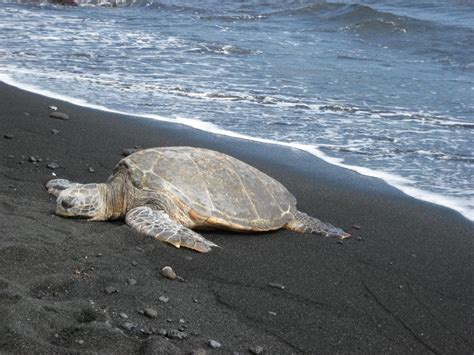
[46,147,350,252]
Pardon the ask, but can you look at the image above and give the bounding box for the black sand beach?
[0,82,473,353]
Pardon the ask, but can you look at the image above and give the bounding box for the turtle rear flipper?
[125,206,219,253]
[285,211,351,239]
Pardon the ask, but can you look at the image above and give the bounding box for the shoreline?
[0,81,473,353]
[1,74,471,222]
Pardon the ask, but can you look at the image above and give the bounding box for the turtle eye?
[61,198,75,209]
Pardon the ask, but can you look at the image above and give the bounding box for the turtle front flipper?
[46,179,82,197]
[125,206,219,253]
[285,211,351,239]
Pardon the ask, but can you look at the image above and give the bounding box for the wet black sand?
[0,82,473,354]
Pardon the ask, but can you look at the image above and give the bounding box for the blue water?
[0,0,473,220]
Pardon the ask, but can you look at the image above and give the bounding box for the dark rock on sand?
[127,278,137,285]
[166,329,188,340]
[47,162,60,169]
[4,134,13,139]
[158,295,169,303]
[144,308,158,318]
[161,266,176,280]
[104,286,119,294]
[49,111,70,120]
[249,345,264,354]
[208,339,222,349]
[267,282,285,290]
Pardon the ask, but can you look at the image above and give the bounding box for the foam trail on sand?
[1,73,472,222]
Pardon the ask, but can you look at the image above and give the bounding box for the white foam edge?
[1,72,472,222]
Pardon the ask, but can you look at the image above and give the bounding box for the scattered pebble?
[4,134,13,139]
[122,322,136,331]
[47,162,60,170]
[268,311,277,316]
[167,329,188,340]
[179,318,185,324]
[356,237,363,241]
[24,112,30,116]
[104,286,119,294]
[131,260,138,266]
[268,282,285,290]
[207,340,221,349]
[87,167,95,173]
[176,275,185,282]
[77,339,84,345]
[49,111,69,120]
[337,240,344,245]
[119,312,128,319]
[135,246,144,252]
[156,328,167,336]
[161,266,176,280]
[249,345,264,354]
[96,253,103,257]
[8,184,15,189]
[28,156,37,163]
[48,105,58,111]
[143,308,158,318]
[51,129,60,135]
[158,296,169,303]
[166,318,173,323]
[352,224,361,230]
[185,256,193,261]
[140,327,153,335]
[127,278,137,285]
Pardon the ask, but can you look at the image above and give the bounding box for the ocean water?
[0,0,473,221]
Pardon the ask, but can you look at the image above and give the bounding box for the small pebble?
[166,318,173,323]
[96,253,103,257]
[179,318,185,324]
[161,266,176,280]
[48,105,58,111]
[190,349,207,355]
[268,282,285,290]
[249,346,264,354]
[167,329,188,340]
[131,260,138,266]
[208,340,221,349]
[28,156,37,163]
[135,246,144,252]
[24,112,30,116]
[87,167,95,173]
[4,134,13,139]
[119,312,128,319]
[140,327,153,335]
[77,339,84,345]
[352,224,361,230]
[158,295,169,303]
[51,129,60,135]
[268,311,277,316]
[127,278,137,285]
[356,237,363,241]
[156,328,167,336]
[122,322,136,331]
[337,240,344,245]
[47,162,60,170]
[49,111,69,120]
[104,286,119,294]
[176,275,185,282]
[8,184,15,189]
[143,308,158,318]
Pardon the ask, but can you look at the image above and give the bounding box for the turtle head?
[55,183,108,220]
